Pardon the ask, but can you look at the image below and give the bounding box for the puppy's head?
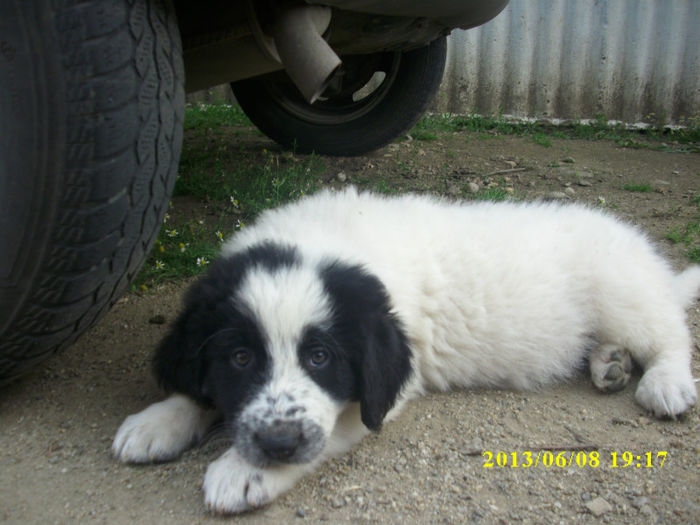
[153,242,412,466]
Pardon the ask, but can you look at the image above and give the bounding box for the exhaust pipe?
[271,6,342,104]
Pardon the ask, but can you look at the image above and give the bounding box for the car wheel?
[231,36,446,156]
[0,0,184,384]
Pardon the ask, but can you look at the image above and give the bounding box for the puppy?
[113,188,699,513]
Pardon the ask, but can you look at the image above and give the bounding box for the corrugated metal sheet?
[437,0,700,125]
[188,0,699,126]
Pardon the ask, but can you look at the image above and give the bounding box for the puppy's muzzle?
[253,421,304,462]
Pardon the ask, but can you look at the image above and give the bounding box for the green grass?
[183,103,252,130]
[135,216,224,288]
[410,113,700,153]
[665,194,700,263]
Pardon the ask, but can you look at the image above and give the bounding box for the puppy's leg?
[113,394,219,463]
[203,447,320,513]
[590,343,633,393]
[598,299,696,417]
[634,348,697,418]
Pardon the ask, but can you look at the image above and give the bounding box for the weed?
[184,103,251,130]
[531,133,552,147]
[468,187,513,202]
[665,194,700,263]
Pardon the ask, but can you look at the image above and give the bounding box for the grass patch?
[184,103,252,130]
[666,194,700,263]
[411,113,699,153]
[531,133,552,147]
[134,216,224,289]
[468,187,513,202]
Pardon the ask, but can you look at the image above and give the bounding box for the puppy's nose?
[254,424,302,461]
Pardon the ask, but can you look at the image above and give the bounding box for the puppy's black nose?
[254,424,303,461]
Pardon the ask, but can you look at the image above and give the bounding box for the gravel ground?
[1,132,699,524]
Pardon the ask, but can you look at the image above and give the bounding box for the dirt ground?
[1,128,699,524]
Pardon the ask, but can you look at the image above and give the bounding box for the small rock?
[585,497,612,516]
[576,179,592,187]
[336,171,347,183]
[546,191,569,200]
[504,160,517,168]
[639,505,654,516]
[564,187,576,196]
[466,182,480,194]
[330,497,345,509]
[295,508,307,518]
[562,157,575,163]
[631,496,649,508]
[448,184,461,197]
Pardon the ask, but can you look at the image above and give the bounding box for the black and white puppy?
[113,188,699,513]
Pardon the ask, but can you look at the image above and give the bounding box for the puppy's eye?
[231,349,252,368]
[308,349,329,368]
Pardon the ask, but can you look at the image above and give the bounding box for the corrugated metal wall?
[189,0,700,126]
[436,0,700,125]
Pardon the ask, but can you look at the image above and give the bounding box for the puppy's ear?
[359,312,412,431]
[321,261,412,432]
[152,309,209,404]
[151,258,241,406]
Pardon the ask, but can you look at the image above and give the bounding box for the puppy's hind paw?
[590,344,633,393]
[635,365,697,418]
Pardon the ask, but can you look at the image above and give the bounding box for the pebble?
[564,187,576,196]
[585,497,612,516]
[546,191,569,200]
[562,157,575,163]
[295,508,307,518]
[466,182,480,194]
[336,171,347,183]
[631,496,649,508]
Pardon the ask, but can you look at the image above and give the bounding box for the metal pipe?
[271,6,342,104]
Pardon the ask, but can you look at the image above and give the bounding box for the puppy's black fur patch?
[319,261,412,431]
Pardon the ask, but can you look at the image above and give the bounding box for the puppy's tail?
[674,265,700,309]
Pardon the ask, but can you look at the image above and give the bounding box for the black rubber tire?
[0,0,184,385]
[231,37,447,156]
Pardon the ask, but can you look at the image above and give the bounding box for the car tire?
[231,37,447,156]
[0,0,184,384]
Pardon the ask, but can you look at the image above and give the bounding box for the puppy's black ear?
[321,261,412,432]
[359,312,412,431]
[152,308,209,405]
[151,257,243,406]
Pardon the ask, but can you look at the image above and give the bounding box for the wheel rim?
[262,52,402,125]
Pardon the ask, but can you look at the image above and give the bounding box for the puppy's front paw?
[635,365,697,418]
[203,448,305,514]
[113,395,214,463]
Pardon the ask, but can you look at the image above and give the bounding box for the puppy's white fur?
[114,188,699,513]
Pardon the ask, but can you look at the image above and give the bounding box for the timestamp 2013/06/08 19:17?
[482,450,668,469]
